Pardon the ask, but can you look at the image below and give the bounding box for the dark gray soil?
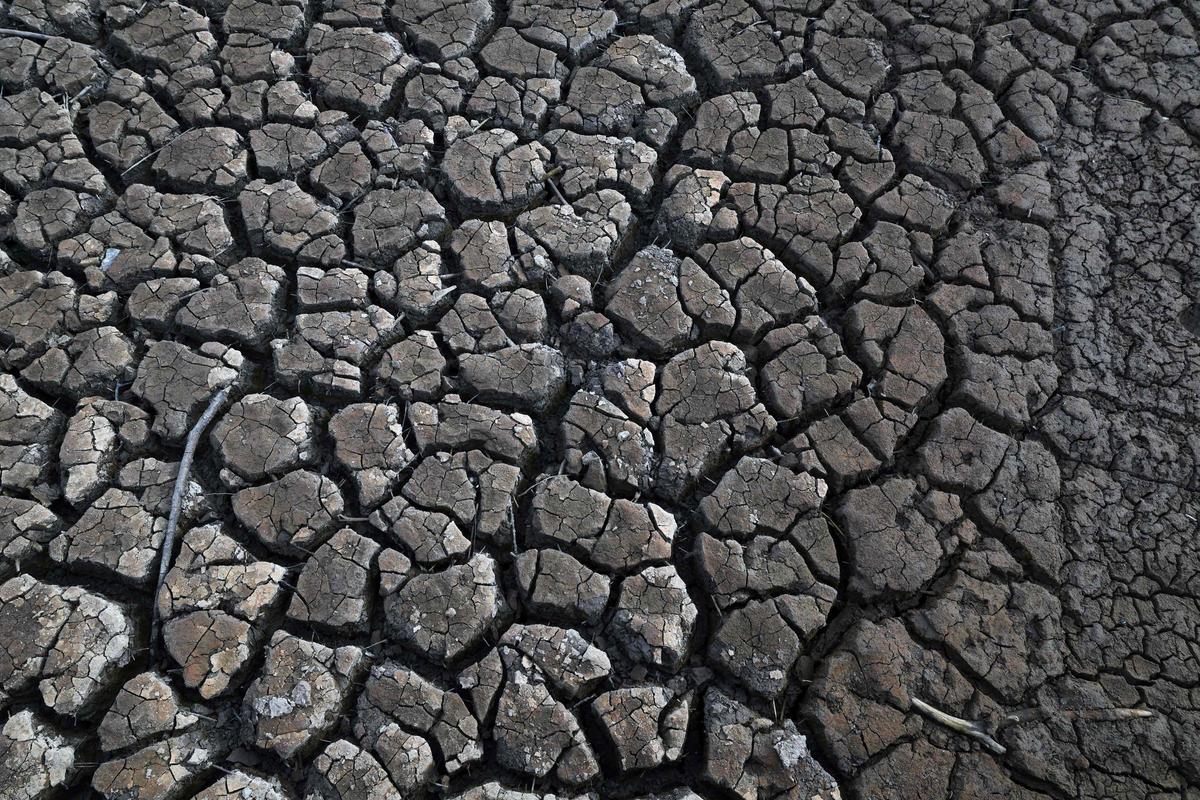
[0,0,1196,798]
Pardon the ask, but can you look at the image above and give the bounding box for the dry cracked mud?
[0,0,1195,798]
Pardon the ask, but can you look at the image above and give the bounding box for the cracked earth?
[0,0,1196,798]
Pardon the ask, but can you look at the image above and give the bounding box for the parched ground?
[0,0,1195,798]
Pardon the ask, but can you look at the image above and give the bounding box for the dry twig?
[910,697,1007,755]
[149,387,231,659]
[1000,707,1154,728]
[912,697,1156,756]
[0,27,54,41]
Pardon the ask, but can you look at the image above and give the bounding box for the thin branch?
[546,176,569,206]
[0,27,54,41]
[1000,707,1154,728]
[543,167,569,205]
[149,387,231,659]
[910,697,1007,755]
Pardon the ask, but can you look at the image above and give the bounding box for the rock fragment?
[131,341,247,444]
[193,771,294,800]
[49,488,165,585]
[654,341,774,499]
[232,470,345,556]
[92,726,233,800]
[58,399,149,507]
[530,476,675,571]
[703,688,839,800]
[151,127,249,193]
[0,374,64,500]
[288,528,380,634]
[243,631,366,760]
[459,343,567,414]
[383,553,506,664]
[210,394,314,485]
[609,565,697,672]
[306,24,416,114]
[591,686,688,773]
[0,497,60,578]
[306,739,401,800]
[0,710,79,800]
[355,662,482,778]
[443,129,549,215]
[328,402,413,509]
[157,525,287,698]
[0,574,136,716]
[515,549,610,625]
[351,187,447,266]
[98,671,201,752]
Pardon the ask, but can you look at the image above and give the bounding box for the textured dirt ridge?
[0,0,1196,798]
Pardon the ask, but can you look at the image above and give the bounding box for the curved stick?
[0,27,54,41]
[1001,707,1155,728]
[911,697,1007,755]
[149,387,230,660]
